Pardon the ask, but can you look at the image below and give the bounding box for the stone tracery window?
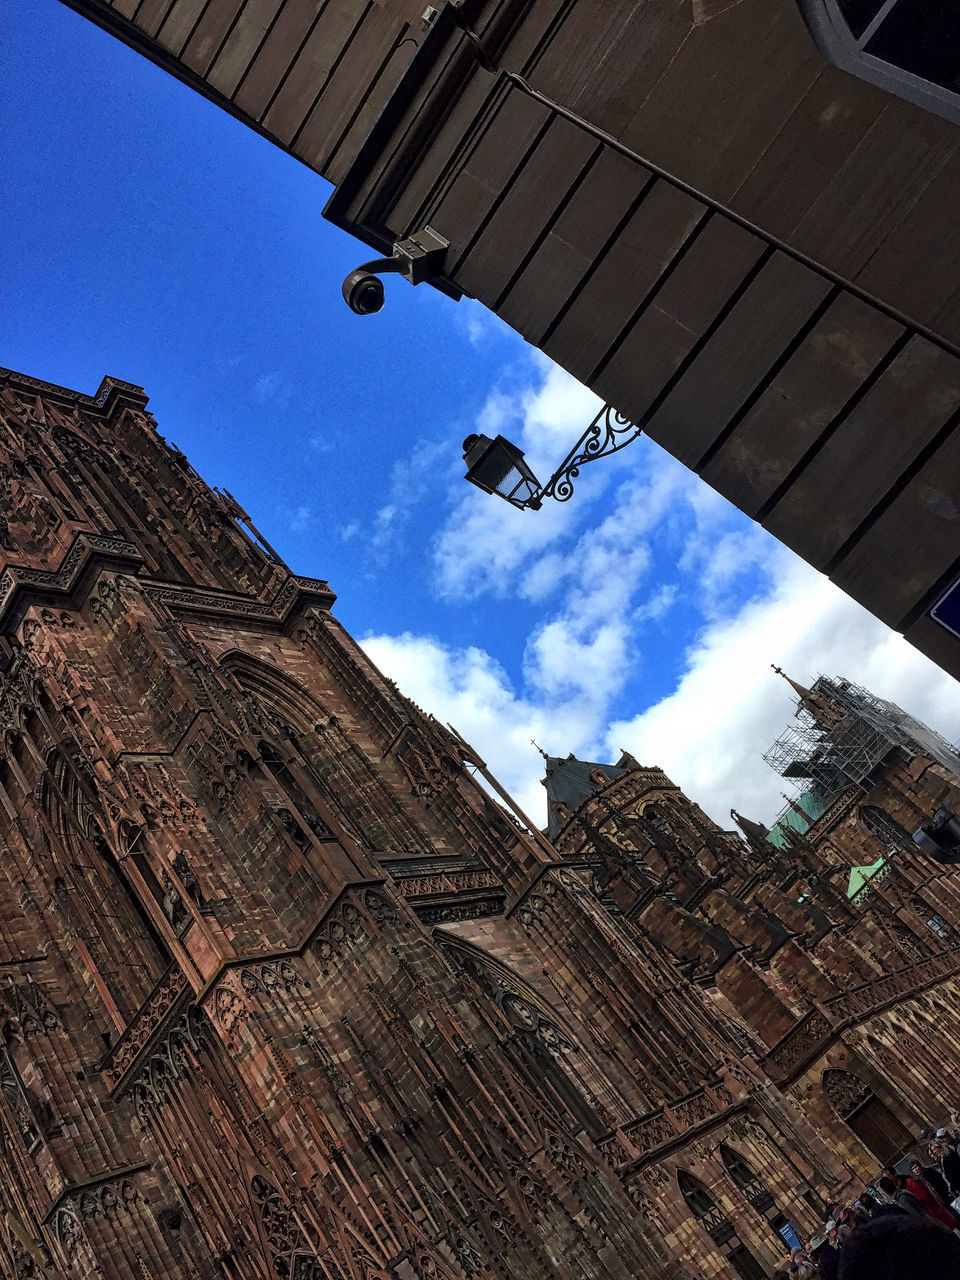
[225,652,430,855]
[891,922,927,959]
[0,1052,41,1153]
[43,752,171,1014]
[677,1171,766,1280]
[251,1174,330,1280]
[798,0,960,124]
[639,804,677,849]
[858,805,913,852]
[719,1145,791,1244]
[259,740,332,846]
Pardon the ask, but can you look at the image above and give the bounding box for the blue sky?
[4,0,960,827]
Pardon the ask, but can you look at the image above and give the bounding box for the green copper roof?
[766,789,827,850]
[846,855,887,899]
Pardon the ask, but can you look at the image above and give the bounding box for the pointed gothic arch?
[222,651,427,855]
[890,922,928,961]
[858,805,913,852]
[0,1050,41,1153]
[258,739,333,847]
[219,650,329,737]
[440,936,629,1132]
[677,1170,766,1280]
[637,802,677,848]
[41,751,171,1014]
[719,1145,791,1242]
[250,1173,344,1280]
[821,1068,913,1164]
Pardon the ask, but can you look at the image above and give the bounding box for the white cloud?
[364,556,960,834]
[632,583,678,625]
[367,438,448,559]
[606,550,960,827]
[451,297,516,349]
[360,354,960,837]
[360,631,598,821]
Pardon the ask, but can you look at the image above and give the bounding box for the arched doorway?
[822,1068,913,1164]
[678,1170,766,1280]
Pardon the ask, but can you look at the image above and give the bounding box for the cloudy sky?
[4,0,960,831]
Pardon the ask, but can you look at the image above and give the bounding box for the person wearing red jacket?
[906,1160,957,1230]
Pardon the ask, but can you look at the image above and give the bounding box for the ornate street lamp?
[462,403,642,510]
[461,434,543,509]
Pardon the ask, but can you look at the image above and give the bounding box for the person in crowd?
[915,1151,951,1205]
[906,1159,957,1229]
[834,1206,857,1245]
[814,1221,841,1280]
[876,1173,925,1217]
[931,1136,960,1200]
[788,1245,816,1278]
[837,1214,960,1279]
[854,1189,905,1220]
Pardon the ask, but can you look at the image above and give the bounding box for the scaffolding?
[763,675,960,803]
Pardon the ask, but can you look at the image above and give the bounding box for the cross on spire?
[771,665,845,728]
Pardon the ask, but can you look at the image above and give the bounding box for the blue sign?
[931,577,960,639]
[778,1222,802,1251]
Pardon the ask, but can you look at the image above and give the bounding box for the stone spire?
[771,664,846,729]
[731,809,770,845]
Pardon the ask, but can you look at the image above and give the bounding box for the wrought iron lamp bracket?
[537,404,642,505]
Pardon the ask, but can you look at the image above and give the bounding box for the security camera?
[340,228,450,315]
[342,269,386,316]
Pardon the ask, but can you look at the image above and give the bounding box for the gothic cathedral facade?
[1,363,960,1280]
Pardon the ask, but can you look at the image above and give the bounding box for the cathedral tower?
[5,364,960,1280]
[0,366,693,1280]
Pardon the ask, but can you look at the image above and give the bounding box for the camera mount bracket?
[341,227,450,314]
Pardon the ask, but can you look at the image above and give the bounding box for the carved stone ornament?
[209,975,252,1053]
[123,761,202,830]
[1,976,62,1036]
[104,967,189,1087]
[416,900,503,925]
[0,652,45,738]
[54,1178,141,1260]
[542,1127,588,1182]
[672,1091,717,1130]
[0,1052,42,1149]
[822,1068,873,1119]
[764,1010,833,1076]
[360,887,404,930]
[393,727,460,804]
[89,575,122,620]
[251,1173,330,1280]
[624,1110,677,1155]
[127,1003,206,1124]
[397,870,501,898]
